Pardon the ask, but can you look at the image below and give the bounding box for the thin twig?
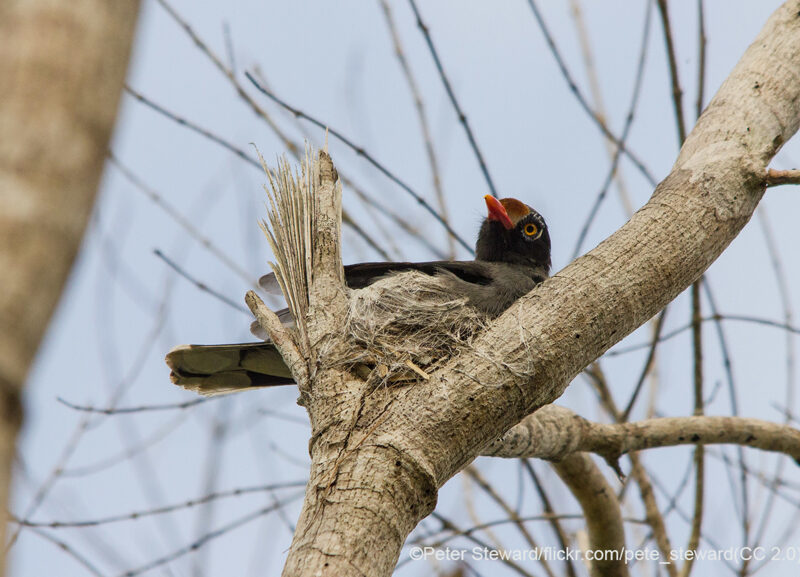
[750,207,797,556]
[154,0,298,155]
[622,308,667,421]
[696,0,707,118]
[463,466,556,577]
[154,248,250,314]
[25,527,105,577]
[115,493,304,577]
[406,0,498,199]
[13,483,305,528]
[379,0,454,258]
[124,87,393,261]
[656,0,688,144]
[682,17,709,572]
[648,471,738,574]
[429,513,537,577]
[244,72,474,254]
[572,0,653,259]
[576,366,678,577]
[125,84,263,168]
[61,413,191,478]
[702,281,749,552]
[151,0,398,260]
[526,0,657,186]
[608,313,800,356]
[568,0,635,217]
[680,281,705,577]
[521,460,578,577]
[109,151,259,287]
[57,397,206,415]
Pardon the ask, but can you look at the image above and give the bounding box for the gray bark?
[0,1,140,571]
[261,2,800,575]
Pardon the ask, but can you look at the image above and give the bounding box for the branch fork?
[252,5,800,572]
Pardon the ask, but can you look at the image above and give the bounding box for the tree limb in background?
[0,2,140,574]
[483,405,800,464]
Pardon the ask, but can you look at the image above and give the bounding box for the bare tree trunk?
[0,1,140,572]
[259,2,800,575]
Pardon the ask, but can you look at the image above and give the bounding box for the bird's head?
[476,195,551,273]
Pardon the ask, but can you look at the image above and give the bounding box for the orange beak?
[484,195,514,230]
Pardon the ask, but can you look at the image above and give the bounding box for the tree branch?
[276,3,800,574]
[765,167,800,186]
[482,405,800,464]
[245,291,307,384]
[553,454,628,577]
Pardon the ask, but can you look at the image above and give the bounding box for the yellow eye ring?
[523,223,539,237]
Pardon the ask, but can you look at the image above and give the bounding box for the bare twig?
[701,281,750,551]
[568,0,635,217]
[429,513,537,577]
[572,0,653,259]
[656,0,688,144]
[750,207,798,556]
[622,308,667,421]
[57,397,206,415]
[680,281,705,577]
[521,461,578,577]
[124,87,393,261]
[406,0,498,199]
[25,527,105,577]
[463,466,556,577]
[115,494,304,577]
[696,0,707,118]
[155,249,250,314]
[608,313,800,356]
[244,72,473,254]
[13,483,305,529]
[526,0,657,186]
[379,0,454,258]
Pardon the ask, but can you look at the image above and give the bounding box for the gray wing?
[166,342,294,396]
[258,261,547,319]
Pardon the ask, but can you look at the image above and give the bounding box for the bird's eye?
[523,223,539,237]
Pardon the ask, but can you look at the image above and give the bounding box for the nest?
[341,270,489,384]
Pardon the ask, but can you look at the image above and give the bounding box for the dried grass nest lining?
[341,270,490,382]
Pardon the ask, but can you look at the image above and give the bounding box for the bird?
[166,196,551,396]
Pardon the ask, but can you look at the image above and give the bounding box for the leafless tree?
[8,2,800,577]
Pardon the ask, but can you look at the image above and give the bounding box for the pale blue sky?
[14,1,800,576]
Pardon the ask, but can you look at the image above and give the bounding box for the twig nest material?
[342,269,490,384]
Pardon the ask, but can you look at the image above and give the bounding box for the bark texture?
[0,1,140,572]
[553,454,627,577]
[482,405,800,463]
[272,3,800,575]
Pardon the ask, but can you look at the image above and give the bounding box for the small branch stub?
[245,290,307,384]
[765,167,800,187]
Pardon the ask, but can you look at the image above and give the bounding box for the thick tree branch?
[482,405,800,463]
[277,3,800,575]
[553,454,628,577]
